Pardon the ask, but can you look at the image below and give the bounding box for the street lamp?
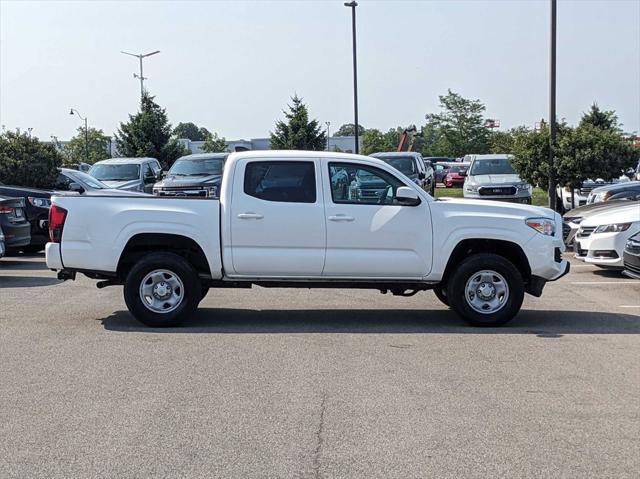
[120,50,161,100]
[344,1,359,154]
[548,0,557,211]
[69,108,89,163]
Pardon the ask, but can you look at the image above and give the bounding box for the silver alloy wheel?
[139,269,184,314]
[464,269,509,314]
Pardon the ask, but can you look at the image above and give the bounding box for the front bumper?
[622,249,640,279]
[523,224,569,281]
[463,193,532,204]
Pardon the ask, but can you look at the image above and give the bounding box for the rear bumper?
[2,222,31,249]
[45,242,63,270]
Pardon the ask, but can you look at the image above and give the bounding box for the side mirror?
[418,172,425,180]
[459,170,467,177]
[69,182,84,193]
[395,186,421,205]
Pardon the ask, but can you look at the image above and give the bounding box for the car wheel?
[21,245,44,254]
[446,253,524,327]
[123,252,201,327]
[433,284,449,307]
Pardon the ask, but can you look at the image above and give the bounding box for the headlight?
[526,218,556,236]
[594,223,631,233]
[206,186,218,197]
[516,183,532,194]
[465,184,479,193]
[28,197,51,208]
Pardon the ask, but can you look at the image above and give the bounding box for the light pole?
[548,0,557,211]
[69,108,88,163]
[120,50,161,100]
[344,1,359,154]
[325,121,331,151]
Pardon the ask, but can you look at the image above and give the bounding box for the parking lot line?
[570,281,639,285]
[619,305,640,308]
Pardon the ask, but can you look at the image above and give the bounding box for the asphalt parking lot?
[1,253,638,478]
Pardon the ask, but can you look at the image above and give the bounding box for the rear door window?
[244,161,316,203]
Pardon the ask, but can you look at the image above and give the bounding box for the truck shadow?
[99,308,640,335]
[0,275,62,288]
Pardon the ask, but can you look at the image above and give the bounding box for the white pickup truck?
[46,151,569,328]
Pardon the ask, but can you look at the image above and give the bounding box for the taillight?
[49,205,68,243]
[0,205,13,214]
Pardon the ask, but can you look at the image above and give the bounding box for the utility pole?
[69,108,89,162]
[325,121,331,151]
[548,0,557,211]
[120,50,161,100]
[344,1,359,154]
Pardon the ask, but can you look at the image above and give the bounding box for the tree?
[488,129,517,154]
[579,103,621,132]
[173,122,211,141]
[115,92,187,168]
[201,131,227,153]
[64,126,110,165]
[270,95,326,150]
[334,123,365,137]
[424,90,490,157]
[0,131,63,188]
[362,128,394,155]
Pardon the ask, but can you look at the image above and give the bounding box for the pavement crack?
[312,392,327,479]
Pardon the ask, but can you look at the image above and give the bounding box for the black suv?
[153,153,229,197]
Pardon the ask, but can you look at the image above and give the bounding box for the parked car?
[573,202,640,269]
[56,168,150,196]
[0,183,51,253]
[434,162,452,184]
[443,163,470,188]
[153,153,228,197]
[0,225,5,258]
[562,199,640,246]
[463,154,532,204]
[557,176,631,212]
[0,195,31,252]
[47,150,569,329]
[622,231,640,279]
[587,181,640,204]
[370,152,435,195]
[89,157,162,193]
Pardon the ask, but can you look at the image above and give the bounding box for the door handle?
[328,215,355,222]
[237,212,264,220]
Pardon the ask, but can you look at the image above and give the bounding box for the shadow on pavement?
[0,276,62,288]
[0,259,49,271]
[100,308,640,335]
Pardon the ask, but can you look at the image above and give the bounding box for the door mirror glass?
[69,182,84,193]
[395,186,421,206]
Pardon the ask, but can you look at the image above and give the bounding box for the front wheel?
[447,254,524,327]
[123,252,201,327]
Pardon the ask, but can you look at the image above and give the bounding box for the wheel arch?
[117,233,212,279]
[441,238,531,284]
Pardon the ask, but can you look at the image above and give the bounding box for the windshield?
[383,157,416,175]
[449,165,468,173]
[169,158,225,176]
[66,170,107,189]
[470,158,515,176]
[90,164,140,181]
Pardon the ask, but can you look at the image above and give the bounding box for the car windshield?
[449,165,467,173]
[470,158,516,176]
[384,157,416,175]
[90,164,140,181]
[356,169,379,181]
[169,158,225,176]
[66,171,107,189]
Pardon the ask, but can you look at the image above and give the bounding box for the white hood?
[581,203,640,227]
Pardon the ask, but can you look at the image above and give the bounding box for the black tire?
[21,245,44,254]
[433,284,449,307]
[123,252,201,327]
[446,253,524,327]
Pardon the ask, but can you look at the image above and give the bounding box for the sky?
[1,0,639,142]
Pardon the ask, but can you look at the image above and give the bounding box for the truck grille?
[478,186,517,196]
[577,226,596,238]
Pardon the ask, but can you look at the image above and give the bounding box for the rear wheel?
[123,252,201,327]
[446,254,524,327]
